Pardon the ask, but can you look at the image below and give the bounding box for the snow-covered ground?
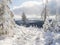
[0,23,60,45]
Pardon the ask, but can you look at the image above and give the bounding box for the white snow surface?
[0,23,60,45]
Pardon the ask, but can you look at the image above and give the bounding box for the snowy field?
[0,22,60,45]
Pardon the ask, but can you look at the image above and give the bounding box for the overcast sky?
[10,0,60,20]
[10,0,52,10]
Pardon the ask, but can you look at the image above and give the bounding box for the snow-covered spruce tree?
[42,0,51,32]
[0,0,15,36]
[22,12,27,25]
[43,0,60,32]
[43,19,51,32]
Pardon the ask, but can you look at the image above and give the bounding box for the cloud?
[12,1,42,10]
[20,1,42,8]
[12,0,52,10]
[13,0,55,15]
[13,0,53,15]
[12,0,60,19]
